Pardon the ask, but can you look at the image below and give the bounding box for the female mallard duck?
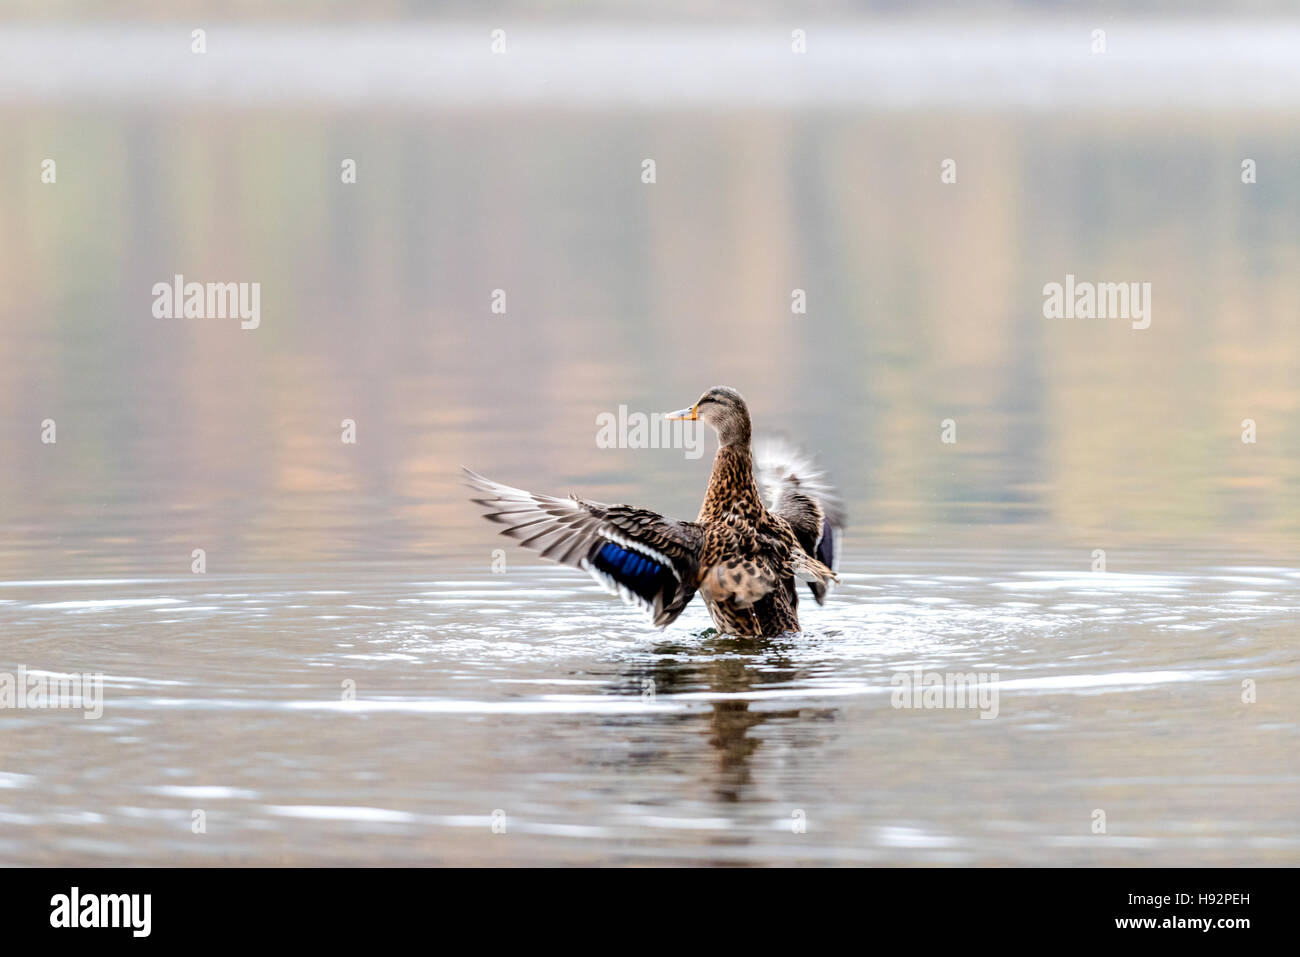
[465,386,843,637]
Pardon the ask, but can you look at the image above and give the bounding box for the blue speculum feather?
[593,542,663,601]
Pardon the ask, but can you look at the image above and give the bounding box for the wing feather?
[754,439,845,605]
[464,469,701,627]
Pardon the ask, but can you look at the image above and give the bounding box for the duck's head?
[665,386,751,447]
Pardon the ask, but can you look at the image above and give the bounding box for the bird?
[464,386,844,637]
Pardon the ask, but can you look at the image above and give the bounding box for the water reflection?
[4,107,1300,578]
[623,635,831,805]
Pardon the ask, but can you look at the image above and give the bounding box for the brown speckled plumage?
[465,386,843,637]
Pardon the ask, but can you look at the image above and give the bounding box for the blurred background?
[3,3,1299,580]
[2,3,1300,578]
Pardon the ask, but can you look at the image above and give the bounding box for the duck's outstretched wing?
[464,469,702,627]
[754,439,845,605]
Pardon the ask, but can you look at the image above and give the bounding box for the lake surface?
[2,550,1297,865]
[1,21,1298,865]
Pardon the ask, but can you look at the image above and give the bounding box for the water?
[2,21,1299,865]
[3,550,1297,865]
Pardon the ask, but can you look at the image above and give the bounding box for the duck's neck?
[698,442,763,522]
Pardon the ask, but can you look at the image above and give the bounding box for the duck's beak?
[664,405,698,420]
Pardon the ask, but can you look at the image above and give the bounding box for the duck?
[464,386,844,637]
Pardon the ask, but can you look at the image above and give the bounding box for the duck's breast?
[698,557,779,609]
